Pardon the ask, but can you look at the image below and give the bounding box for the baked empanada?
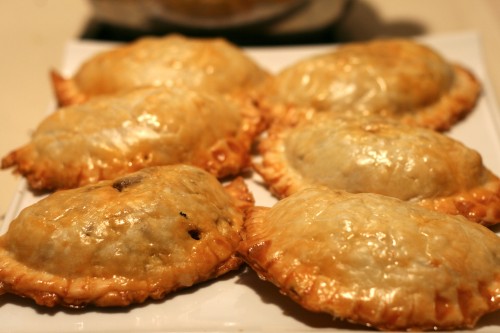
[2,86,262,191]
[258,38,480,130]
[238,186,500,331]
[255,114,500,226]
[52,34,270,106]
[0,165,253,308]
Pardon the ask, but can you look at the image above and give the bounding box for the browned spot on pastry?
[457,288,475,321]
[247,240,272,264]
[112,175,142,192]
[50,70,87,107]
[223,177,255,216]
[428,287,451,320]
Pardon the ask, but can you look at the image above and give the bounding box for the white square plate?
[1,31,499,332]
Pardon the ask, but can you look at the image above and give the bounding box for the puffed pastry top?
[258,38,480,130]
[2,85,262,190]
[0,165,254,307]
[52,34,270,106]
[254,114,500,226]
[238,186,500,331]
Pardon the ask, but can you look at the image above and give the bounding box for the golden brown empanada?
[52,34,270,106]
[0,164,254,308]
[2,85,262,191]
[238,186,500,331]
[258,38,480,131]
[255,114,500,226]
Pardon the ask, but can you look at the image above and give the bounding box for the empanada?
[258,38,480,130]
[2,85,262,191]
[255,114,500,226]
[52,34,270,106]
[238,186,500,331]
[0,164,253,308]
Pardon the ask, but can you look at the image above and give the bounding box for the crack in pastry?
[1,86,263,191]
[51,34,270,107]
[257,38,480,131]
[254,114,500,226]
[0,165,254,308]
[238,186,500,331]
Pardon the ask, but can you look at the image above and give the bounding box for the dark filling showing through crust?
[188,228,201,240]
[112,175,143,192]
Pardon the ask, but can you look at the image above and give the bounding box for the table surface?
[1,0,500,221]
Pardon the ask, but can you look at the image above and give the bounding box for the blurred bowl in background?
[88,0,350,41]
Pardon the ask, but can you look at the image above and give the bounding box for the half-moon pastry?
[258,38,480,130]
[0,164,254,308]
[2,85,262,191]
[254,114,500,226]
[52,34,270,106]
[238,186,500,331]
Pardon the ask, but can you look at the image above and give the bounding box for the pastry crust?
[257,38,480,131]
[254,114,500,226]
[238,187,500,331]
[2,86,263,191]
[0,165,254,308]
[52,34,270,106]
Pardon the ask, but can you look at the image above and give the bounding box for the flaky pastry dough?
[238,186,500,331]
[0,165,254,308]
[51,34,270,106]
[254,114,500,226]
[257,38,480,131]
[2,86,263,191]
